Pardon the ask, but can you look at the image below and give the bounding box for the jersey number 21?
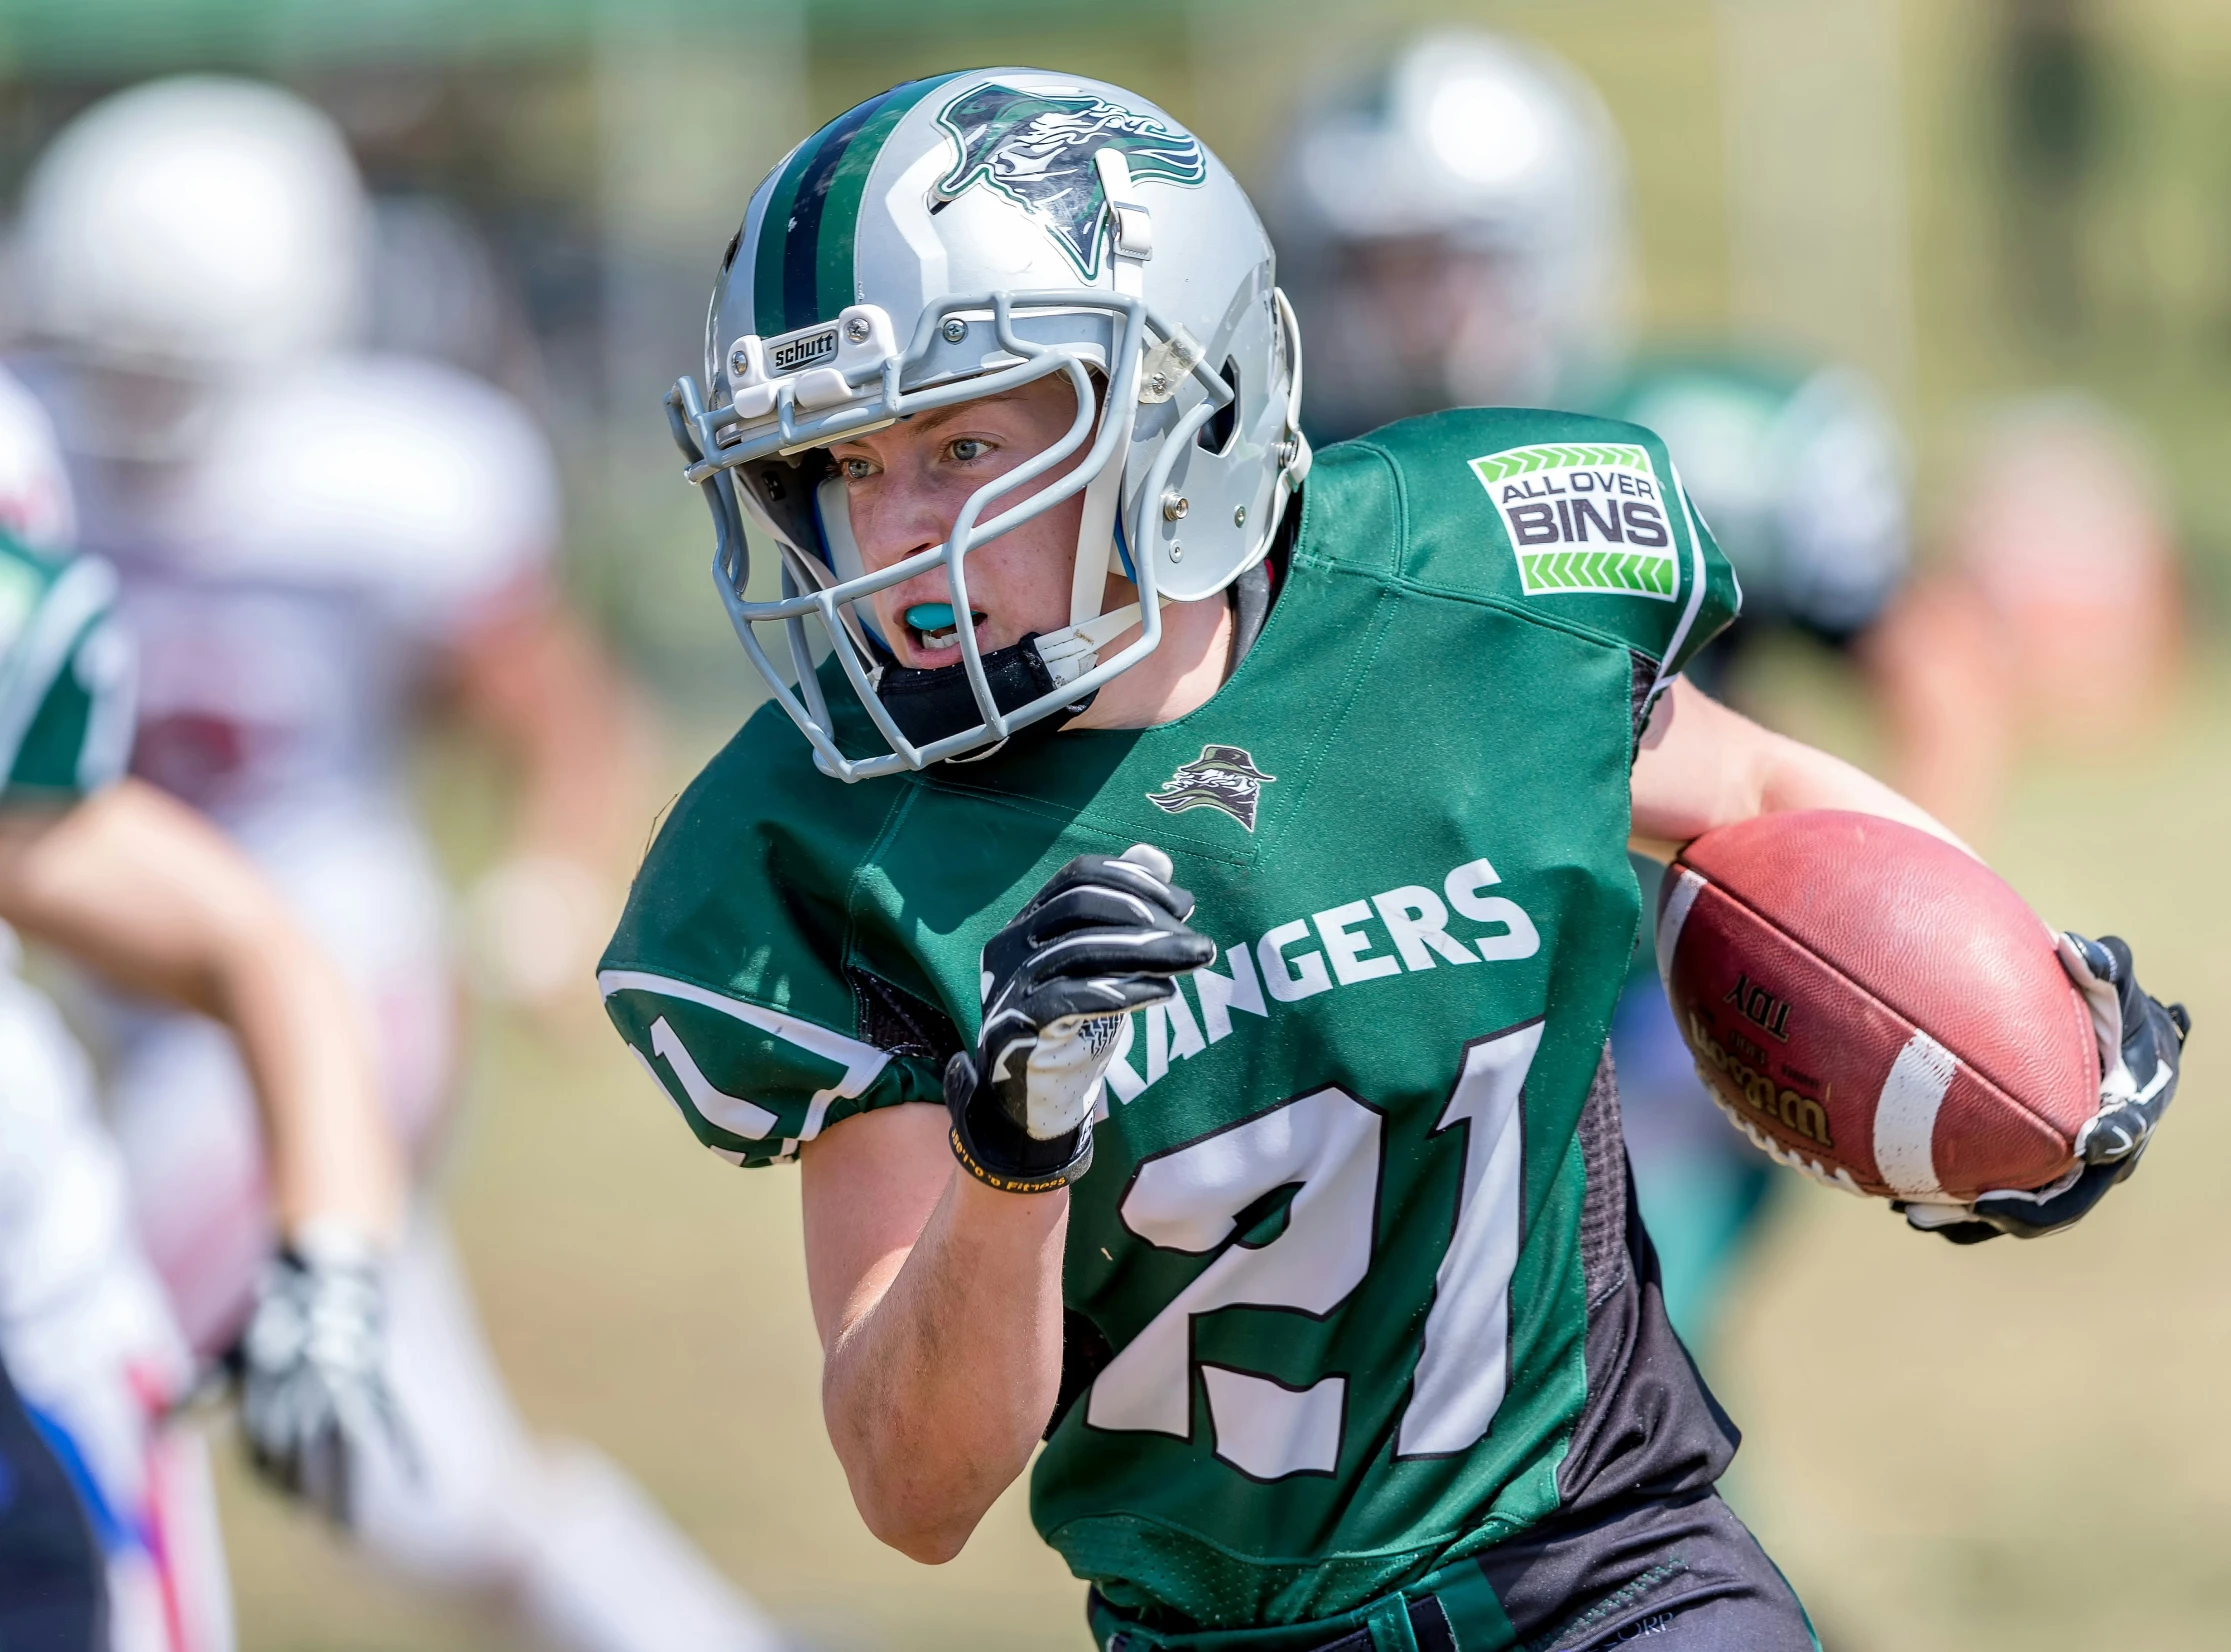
[1084,1020,1544,1479]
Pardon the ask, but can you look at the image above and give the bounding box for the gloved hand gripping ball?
[1904,933,2189,1242]
[1655,810,2188,1240]
[947,845,1216,1193]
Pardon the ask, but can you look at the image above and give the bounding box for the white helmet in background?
[17,75,367,379]
[0,365,77,549]
[1270,30,1633,438]
[673,68,1308,781]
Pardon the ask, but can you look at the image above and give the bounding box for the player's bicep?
[1628,678,1774,856]
[799,1103,953,1352]
[1630,677,1969,858]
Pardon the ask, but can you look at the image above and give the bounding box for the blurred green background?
[2,1,2225,1647]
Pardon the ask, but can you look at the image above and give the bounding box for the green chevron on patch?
[1470,442,1652,481]
[1469,440,1681,603]
[1517,550,1677,597]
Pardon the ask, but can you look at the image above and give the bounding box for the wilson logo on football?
[1686,1008,1835,1150]
[1146,744,1275,832]
[1469,442,1677,601]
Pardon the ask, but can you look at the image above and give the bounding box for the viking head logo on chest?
[1146,745,1276,833]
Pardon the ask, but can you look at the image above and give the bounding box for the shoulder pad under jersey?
[599,710,946,1167]
[1309,406,1739,686]
[0,532,134,806]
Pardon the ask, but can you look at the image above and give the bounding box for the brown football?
[1656,810,2099,1203]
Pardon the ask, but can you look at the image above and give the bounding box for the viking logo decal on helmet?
[1146,745,1277,832]
[933,85,1207,279]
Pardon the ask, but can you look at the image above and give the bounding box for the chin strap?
[1034,598,1159,688]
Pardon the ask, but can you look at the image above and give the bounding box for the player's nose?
[853,471,968,574]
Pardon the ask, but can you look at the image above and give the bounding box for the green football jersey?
[0,531,133,807]
[602,407,1740,1632]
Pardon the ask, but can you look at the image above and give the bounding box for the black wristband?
[944,1051,1094,1194]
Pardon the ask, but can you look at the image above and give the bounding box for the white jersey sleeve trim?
[0,555,116,784]
[597,968,893,1143]
[1649,458,1716,707]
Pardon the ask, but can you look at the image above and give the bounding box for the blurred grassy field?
[202,650,2231,1652]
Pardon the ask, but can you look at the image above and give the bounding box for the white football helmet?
[1269,30,1632,437]
[669,68,1309,782]
[16,76,367,380]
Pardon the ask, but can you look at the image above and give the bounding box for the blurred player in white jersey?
[1267,31,1920,1364]
[12,76,782,1652]
[0,360,412,1652]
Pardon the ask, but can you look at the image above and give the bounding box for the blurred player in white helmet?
[1268,29,1633,441]
[0,360,412,1652]
[1270,33,1926,1363]
[12,76,781,1652]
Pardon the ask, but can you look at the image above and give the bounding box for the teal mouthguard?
[905,602,959,633]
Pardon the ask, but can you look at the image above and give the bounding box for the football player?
[605,68,2185,1650]
[12,77,781,1652]
[0,361,407,1651]
[1866,392,2184,844]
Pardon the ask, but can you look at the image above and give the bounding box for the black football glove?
[947,844,1216,1194]
[1901,933,2188,1243]
[234,1227,415,1526]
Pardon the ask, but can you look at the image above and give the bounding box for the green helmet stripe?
[775,92,893,336]
[812,73,965,328]
[751,126,826,340]
[752,74,966,341]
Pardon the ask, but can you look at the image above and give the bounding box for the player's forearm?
[454,596,659,870]
[0,782,405,1243]
[1747,729,1970,851]
[820,1172,1068,1563]
[207,907,406,1243]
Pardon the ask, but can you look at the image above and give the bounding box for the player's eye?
[836,455,877,482]
[946,437,992,464]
